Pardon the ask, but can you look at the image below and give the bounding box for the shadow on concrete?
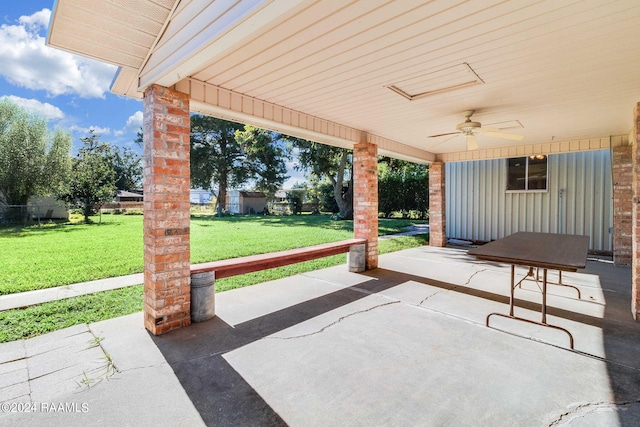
[151,276,405,426]
[584,259,640,425]
[153,256,640,426]
[438,249,640,425]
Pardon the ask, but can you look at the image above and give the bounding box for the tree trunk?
[83,200,92,223]
[332,150,353,219]
[218,172,228,212]
[339,182,353,219]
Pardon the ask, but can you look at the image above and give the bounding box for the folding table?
[468,232,589,348]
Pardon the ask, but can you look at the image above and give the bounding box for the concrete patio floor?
[1,245,640,426]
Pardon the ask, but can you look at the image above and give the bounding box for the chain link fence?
[0,204,69,227]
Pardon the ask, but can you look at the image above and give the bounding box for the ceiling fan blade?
[428,134,459,148]
[481,130,524,140]
[466,135,478,150]
[427,132,459,138]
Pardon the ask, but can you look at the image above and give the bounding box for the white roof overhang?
[48,0,640,163]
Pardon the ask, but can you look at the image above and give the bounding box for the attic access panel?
[386,63,484,101]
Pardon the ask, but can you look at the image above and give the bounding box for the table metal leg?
[541,268,547,324]
[509,265,515,317]
[518,267,581,299]
[486,264,575,349]
[552,270,581,299]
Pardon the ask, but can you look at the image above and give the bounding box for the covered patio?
[35,1,640,423]
[47,0,640,335]
[1,247,638,425]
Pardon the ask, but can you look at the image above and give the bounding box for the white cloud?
[125,111,143,130]
[0,9,117,98]
[1,95,64,120]
[68,125,111,135]
[18,9,50,30]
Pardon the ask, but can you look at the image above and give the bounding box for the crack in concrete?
[20,340,33,404]
[418,290,445,306]
[87,325,120,375]
[266,301,400,340]
[419,268,488,306]
[548,399,640,426]
[461,268,489,287]
[117,363,167,373]
[0,356,27,366]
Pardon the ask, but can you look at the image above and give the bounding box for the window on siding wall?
[506,156,547,191]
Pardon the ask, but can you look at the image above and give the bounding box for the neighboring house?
[446,150,613,252]
[115,190,144,202]
[273,190,287,203]
[28,196,69,220]
[190,188,213,204]
[226,190,266,214]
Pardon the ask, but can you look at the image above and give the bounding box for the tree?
[289,137,353,219]
[134,128,143,147]
[378,161,404,218]
[286,182,306,215]
[190,115,248,212]
[318,181,339,213]
[111,146,142,191]
[0,98,71,208]
[378,157,429,219]
[58,131,116,223]
[304,174,323,214]
[235,125,289,202]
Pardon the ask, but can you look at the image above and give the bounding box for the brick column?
[632,103,640,320]
[613,145,632,266]
[429,161,446,247]
[353,141,378,269]
[143,85,191,334]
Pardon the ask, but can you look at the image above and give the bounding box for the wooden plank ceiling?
[48,0,640,161]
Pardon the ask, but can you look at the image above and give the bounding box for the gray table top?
[468,232,590,271]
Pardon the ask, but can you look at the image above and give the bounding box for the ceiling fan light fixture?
[466,135,479,150]
[456,120,481,133]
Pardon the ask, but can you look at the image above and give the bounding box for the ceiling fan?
[427,110,524,150]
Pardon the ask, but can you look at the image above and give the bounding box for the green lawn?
[0,214,424,295]
[0,214,428,342]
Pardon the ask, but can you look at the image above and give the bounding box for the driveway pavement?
[1,245,639,426]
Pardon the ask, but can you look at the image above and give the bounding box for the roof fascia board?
[111,66,143,99]
[139,0,308,90]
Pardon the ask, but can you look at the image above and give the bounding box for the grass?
[0,214,423,295]
[0,214,428,342]
[0,286,143,343]
[0,216,144,295]
[215,234,428,292]
[0,235,428,343]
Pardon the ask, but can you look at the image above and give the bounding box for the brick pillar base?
[613,145,632,266]
[429,162,446,247]
[143,85,191,335]
[632,103,640,320]
[353,142,378,269]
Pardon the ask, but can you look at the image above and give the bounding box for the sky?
[0,1,143,153]
[0,1,304,188]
